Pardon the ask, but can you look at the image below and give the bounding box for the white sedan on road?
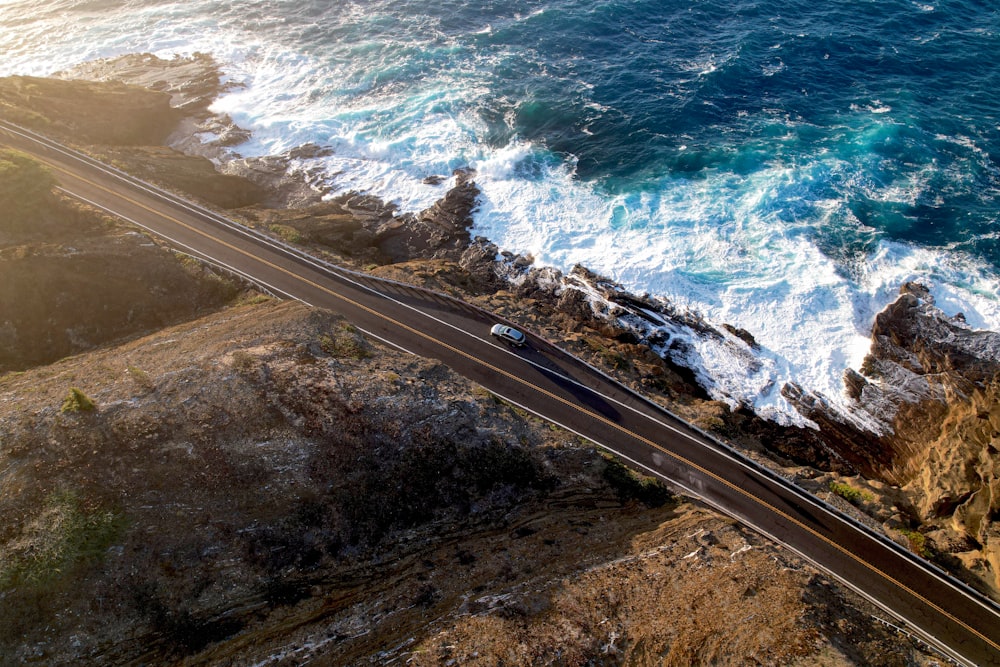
[490,323,527,347]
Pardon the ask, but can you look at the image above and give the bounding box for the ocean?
[2,0,998,425]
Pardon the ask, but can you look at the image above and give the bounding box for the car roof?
[493,323,524,337]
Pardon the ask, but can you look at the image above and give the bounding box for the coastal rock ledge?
[790,283,1000,592]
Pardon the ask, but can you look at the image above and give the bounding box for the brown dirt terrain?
[0,301,938,666]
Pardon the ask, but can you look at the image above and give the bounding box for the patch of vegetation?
[319,324,371,360]
[828,481,873,506]
[0,106,51,130]
[0,370,26,385]
[899,528,930,558]
[237,292,274,306]
[269,223,304,244]
[602,455,674,508]
[583,337,631,371]
[230,350,256,375]
[0,490,124,591]
[127,364,154,391]
[694,414,726,432]
[0,149,56,228]
[473,385,498,401]
[60,387,96,413]
[173,251,204,271]
[0,491,125,647]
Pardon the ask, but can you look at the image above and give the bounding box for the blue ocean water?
[1,0,998,423]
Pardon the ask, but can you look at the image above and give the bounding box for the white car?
[490,323,526,347]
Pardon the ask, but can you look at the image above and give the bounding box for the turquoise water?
[1,0,998,422]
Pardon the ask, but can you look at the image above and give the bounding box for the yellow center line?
[40,154,1000,656]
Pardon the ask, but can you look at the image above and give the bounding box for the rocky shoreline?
[3,51,998,605]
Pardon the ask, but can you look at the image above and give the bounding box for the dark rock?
[842,368,868,401]
[96,146,268,208]
[287,143,335,160]
[722,323,759,349]
[373,168,480,262]
[194,115,253,148]
[56,52,225,116]
[870,283,1000,385]
[900,281,932,302]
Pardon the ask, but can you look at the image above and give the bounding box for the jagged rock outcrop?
[59,52,254,155]
[93,144,269,208]
[237,167,481,263]
[0,57,270,209]
[57,52,224,115]
[789,283,1000,593]
[799,282,1000,481]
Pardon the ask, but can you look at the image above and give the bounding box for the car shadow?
[527,359,621,422]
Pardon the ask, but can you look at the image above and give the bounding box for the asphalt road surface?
[3,121,999,666]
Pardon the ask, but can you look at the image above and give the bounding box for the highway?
[3,120,999,666]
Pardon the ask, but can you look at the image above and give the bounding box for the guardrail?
[870,615,962,665]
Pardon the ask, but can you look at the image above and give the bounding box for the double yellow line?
[34,151,1000,661]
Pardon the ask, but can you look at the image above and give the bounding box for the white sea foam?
[471,147,1000,427]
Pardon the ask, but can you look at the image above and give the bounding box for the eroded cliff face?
[855,283,999,482]
[786,283,1000,593]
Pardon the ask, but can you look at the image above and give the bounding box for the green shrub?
[602,455,673,508]
[173,252,203,271]
[319,326,371,360]
[899,528,930,558]
[127,365,154,391]
[237,293,274,306]
[0,490,124,590]
[601,348,630,370]
[61,387,96,413]
[230,350,256,375]
[828,481,873,506]
[0,149,56,225]
[695,414,726,432]
[268,223,304,244]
